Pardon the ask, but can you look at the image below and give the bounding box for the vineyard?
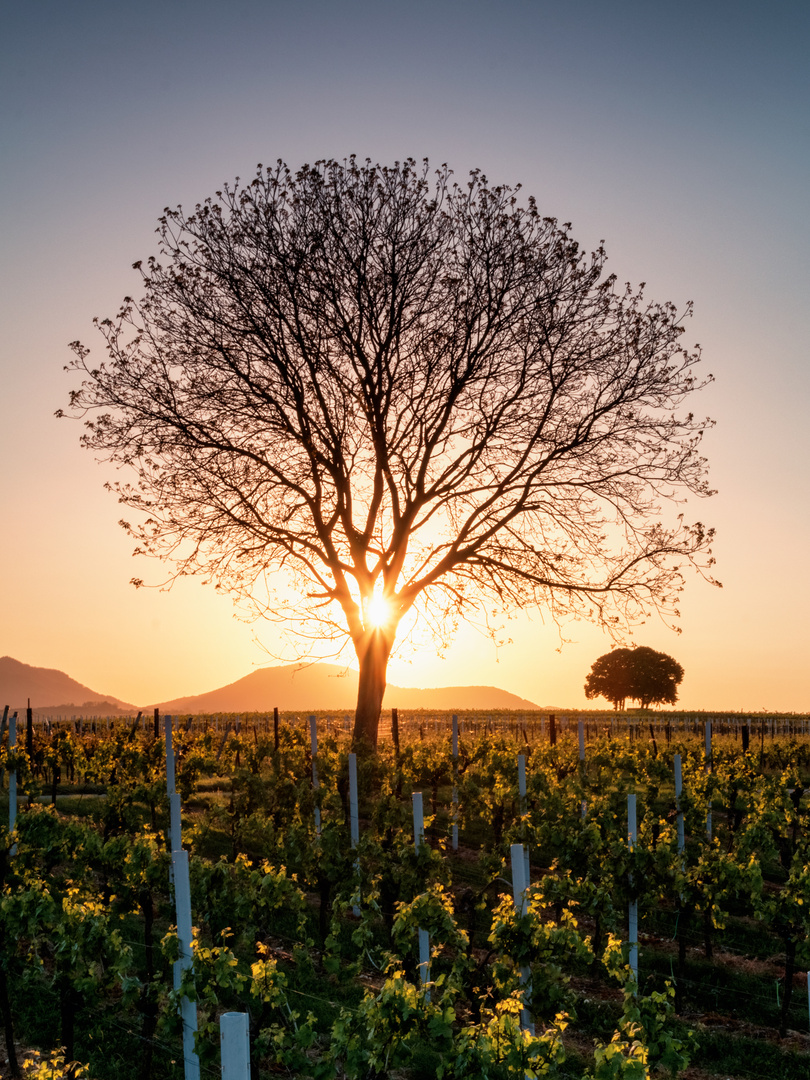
[1,707,810,1080]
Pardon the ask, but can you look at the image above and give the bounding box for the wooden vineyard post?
[391,707,400,756]
[760,718,766,768]
[273,707,279,752]
[216,722,232,763]
[165,715,176,792]
[741,720,750,754]
[451,714,459,851]
[627,793,638,985]
[349,752,360,917]
[412,792,430,999]
[509,843,534,1037]
[704,720,712,839]
[8,713,17,854]
[173,849,200,1080]
[220,1012,251,1080]
[25,702,33,764]
[0,708,5,794]
[549,714,556,746]
[517,754,530,886]
[309,715,321,837]
[154,707,160,739]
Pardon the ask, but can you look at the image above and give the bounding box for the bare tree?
[62,158,716,748]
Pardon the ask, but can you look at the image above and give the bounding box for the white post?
[220,1012,251,1080]
[349,752,360,916]
[674,755,685,856]
[510,843,534,1036]
[627,793,638,985]
[517,754,530,885]
[173,849,200,1080]
[170,792,183,857]
[413,791,424,847]
[412,792,430,999]
[417,931,430,993]
[309,715,321,836]
[165,715,175,794]
[165,716,177,881]
[451,714,459,851]
[8,714,17,853]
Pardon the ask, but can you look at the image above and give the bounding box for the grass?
[692,1029,810,1080]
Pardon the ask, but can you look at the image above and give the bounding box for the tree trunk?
[352,629,394,752]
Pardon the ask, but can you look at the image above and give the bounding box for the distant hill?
[0,656,137,714]
[0,656,539,715]
[153,663,539,713]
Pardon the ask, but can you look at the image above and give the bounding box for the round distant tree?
[629,646,684,708]
[584,646,684,710]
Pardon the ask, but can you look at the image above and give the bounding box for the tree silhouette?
[584,646,684,710]
[62,158,715,748]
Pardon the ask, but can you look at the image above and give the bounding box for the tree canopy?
[62,157,716,748]
[584,646,685,710]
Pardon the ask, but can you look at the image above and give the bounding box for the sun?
[366,592,392,629]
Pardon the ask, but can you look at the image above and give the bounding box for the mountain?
[152,663,539,713]
[0,656,540,715]
[0,656,137,714]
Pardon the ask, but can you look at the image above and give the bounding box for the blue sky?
[1,1,808,709]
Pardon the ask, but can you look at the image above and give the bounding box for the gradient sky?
[1,1,808,711]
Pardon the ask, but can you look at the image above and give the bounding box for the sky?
[1,1,808,712]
